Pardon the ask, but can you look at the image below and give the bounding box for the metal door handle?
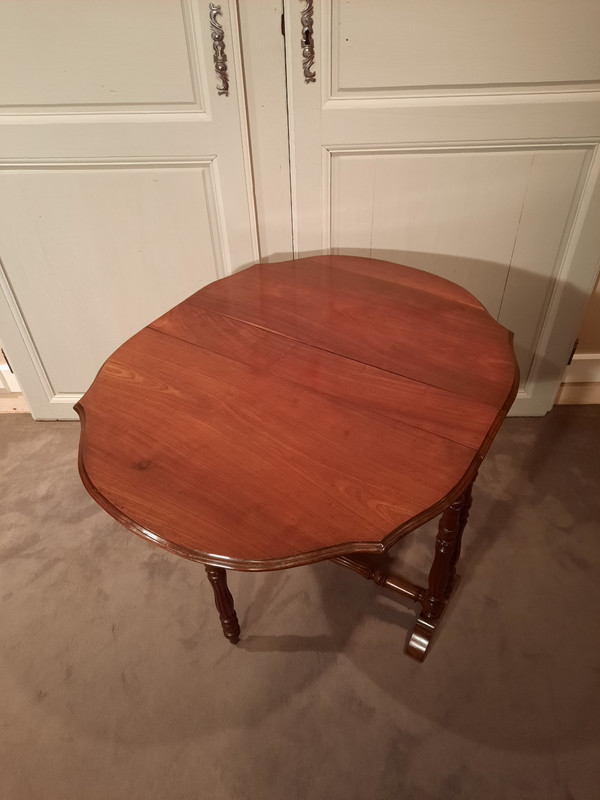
[209,3,229,96]
[300,0,316,83]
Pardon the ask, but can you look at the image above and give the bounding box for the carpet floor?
[1,406,599,800]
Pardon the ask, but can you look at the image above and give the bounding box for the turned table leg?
[445,482,473,598]
[205,565,241,644]
[406,483,474,661]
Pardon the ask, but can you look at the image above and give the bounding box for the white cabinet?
[283,0,600,415]
[0,0,258,419]
[1,1,600,418]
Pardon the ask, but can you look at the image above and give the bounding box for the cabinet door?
[0,0,258,419]
[285,0,600,414]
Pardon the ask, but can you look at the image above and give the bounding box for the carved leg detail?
[421,496,464,620]
[205,566,240,644]
[406,486,472,662]
[446,481,473,597]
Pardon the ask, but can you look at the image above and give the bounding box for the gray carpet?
[1,407,599,800]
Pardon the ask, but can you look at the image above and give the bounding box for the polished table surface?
[76,255,518,658]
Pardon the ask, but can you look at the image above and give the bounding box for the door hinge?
[567,338,579,366]
[281,12,285,36]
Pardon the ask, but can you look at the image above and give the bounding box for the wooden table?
[76,255,518,661]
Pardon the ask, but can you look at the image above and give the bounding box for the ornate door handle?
[300,0,316,83]
[209,3,229,96]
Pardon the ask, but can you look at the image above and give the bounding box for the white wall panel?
[0,162,224,394]
[0,0,203,111]
[332,0,600,97]
[0,0,258,418]
[331,146,589,385]
[286,0,600,414]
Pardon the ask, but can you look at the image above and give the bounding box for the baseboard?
[556,352,600,405]
[556,383,600,405]
[563,352,600,384]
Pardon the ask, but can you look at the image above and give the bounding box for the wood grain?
[76,256,518,570]
[150,302,502,449]
[188,256,515,406]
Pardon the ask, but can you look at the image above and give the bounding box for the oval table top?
[76,255,519,570]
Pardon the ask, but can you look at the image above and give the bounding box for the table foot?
[406,617,436,662]
[205,565,241,644]
[406,574,462,661]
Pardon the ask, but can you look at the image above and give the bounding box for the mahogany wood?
[150,303,501,450]
[422,493,466,620]
[446,482,474,598]
[187,256,515,408]
[75,255,519,658]
[406,487,472,661]
[332,554,425,604]
[204,566,240,644]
